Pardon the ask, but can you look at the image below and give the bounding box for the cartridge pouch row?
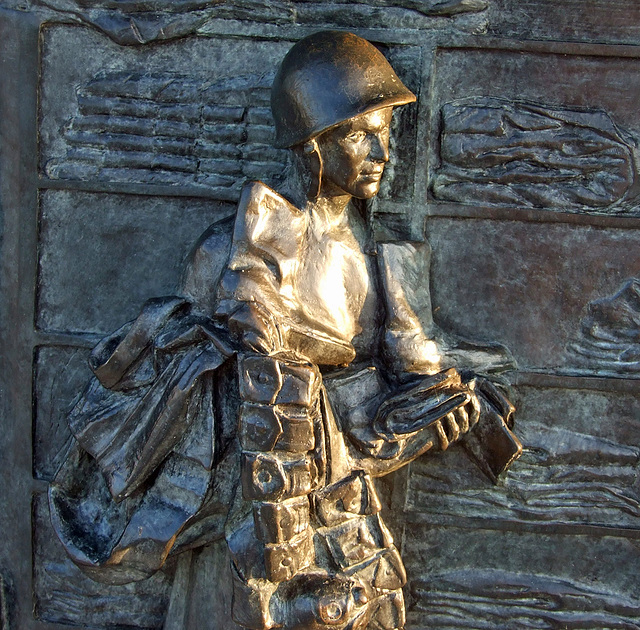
[313,470,382,527]
[239,402,316,453]
[264,526,315,583]
[242,451,320,502]
[238,353,321,407]
[253,495,310,544]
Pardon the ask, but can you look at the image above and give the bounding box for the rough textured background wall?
[1,1,640,628]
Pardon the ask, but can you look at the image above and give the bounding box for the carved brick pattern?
[409,570,640,629]
[45,71,288,201]
[37,0,489,46]
[408,421,640,528]
[432,98,637,214]
[568,278,640,375]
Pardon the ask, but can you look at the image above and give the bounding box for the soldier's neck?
[276,169,352,223]
[308,193,352,226]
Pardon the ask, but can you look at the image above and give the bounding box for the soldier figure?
[50,31,520,630]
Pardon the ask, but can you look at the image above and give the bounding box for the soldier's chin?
[353,179,382,199]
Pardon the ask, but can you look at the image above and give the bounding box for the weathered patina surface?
[48,31,520,629]
[2,2,640,629]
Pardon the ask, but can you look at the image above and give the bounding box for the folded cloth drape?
[49,297,236,584]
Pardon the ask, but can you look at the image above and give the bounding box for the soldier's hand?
[430,390,481,451]
[373,368,481,448]
[228,301,282,354]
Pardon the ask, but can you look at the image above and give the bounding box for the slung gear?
[271,31,416,148]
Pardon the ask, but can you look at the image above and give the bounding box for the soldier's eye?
[346,131,367,142]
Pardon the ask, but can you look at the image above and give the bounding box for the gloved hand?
[373,368,481,451]
[228,301,283,354]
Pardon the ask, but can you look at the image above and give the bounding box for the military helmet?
[271,31,416,148]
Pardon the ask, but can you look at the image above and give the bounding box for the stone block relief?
[39,26,292,179]
[409,412,640,529]
[403,526,640,629]
[22,14,640,630]
[432,98,637,214]
[33,346,92,481]
[43,71,287,200]
[429,47,640,217]
[426,218,640,371]
[400,381,640,627]
[35,0,489,45]
[406,382,640,539]
[568,278,640,375]
[36,190,233,334]
[487,0,640,47]
[40,27,419,201]
[410,569,640,629]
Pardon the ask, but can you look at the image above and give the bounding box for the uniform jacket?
[49,181,520,619]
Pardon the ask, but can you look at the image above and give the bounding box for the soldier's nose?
[370,133,390,162]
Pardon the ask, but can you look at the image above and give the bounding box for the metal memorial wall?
[1,1,640,628]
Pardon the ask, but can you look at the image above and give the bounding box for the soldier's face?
[317,107,393,199]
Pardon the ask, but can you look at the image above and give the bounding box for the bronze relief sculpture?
[49,31,521,629]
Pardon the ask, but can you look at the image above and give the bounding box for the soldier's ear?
[303,138,323,200]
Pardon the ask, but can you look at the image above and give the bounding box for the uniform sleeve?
[323,366,438,478]
[215,181,306,324]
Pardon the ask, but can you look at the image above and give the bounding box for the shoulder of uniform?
[180,214,235,312]
[239,180,303,218]
[234,181,306,257]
